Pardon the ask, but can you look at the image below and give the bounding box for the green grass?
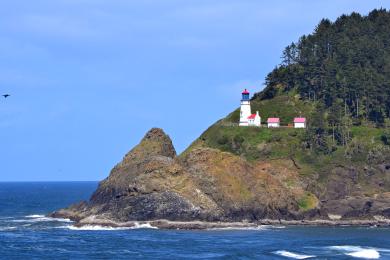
[351,126,385,144]
[298,192,318,211]
[199,124,306,161]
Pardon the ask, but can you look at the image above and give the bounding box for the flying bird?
[2,94,10,98]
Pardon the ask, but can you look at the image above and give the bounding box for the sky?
[1,0,389,181]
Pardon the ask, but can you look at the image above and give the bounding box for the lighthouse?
[239,89,252,126]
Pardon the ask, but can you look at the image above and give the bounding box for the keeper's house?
[267,118,280,128]
[294,117,306,128]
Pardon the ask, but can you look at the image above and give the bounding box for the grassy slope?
[194,91,316,162]
[225,88,311,125]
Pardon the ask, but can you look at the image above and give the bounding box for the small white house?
[248,111,261,127]
[267,118,280,128]
[294,117,306,128]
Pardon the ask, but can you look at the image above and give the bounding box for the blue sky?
[1,1,389,181]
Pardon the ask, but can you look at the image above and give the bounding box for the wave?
[0,226,17,231]
[25,214,45,218]
[66,225,134,231]
[0,217,13,220]
[347,250,380,259]
[328,246,380,259]
[274,250,315,259]
[65,222,158,231]
[209,225,286,231]
[10,215,72,223]
[132,222,158,229]
[209,225,269,231]
[270,225,286,229]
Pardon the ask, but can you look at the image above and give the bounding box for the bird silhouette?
[2,94,10,98]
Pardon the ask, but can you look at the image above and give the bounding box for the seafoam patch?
[209,225,285,231]
[209,225,269,231]
[0,226,17,231]
[25,214,45,218]
[66,225,133,231]
[10,215,72,223]
[328,246,380,259]
[132,222,158,229]
[274,250,315,259]
[65,222,158,231]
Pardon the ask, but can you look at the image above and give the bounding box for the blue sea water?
[0,182,389,259]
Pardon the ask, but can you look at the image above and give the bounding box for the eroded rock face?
[58,128,222,222]
[51,128,390,225]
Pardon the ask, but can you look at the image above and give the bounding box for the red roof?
[242,89,249,94]
[267,118,280,123]
[294,117,306,123]
[247,114,257,119]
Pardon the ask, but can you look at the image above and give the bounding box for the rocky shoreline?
[53,215,390,230]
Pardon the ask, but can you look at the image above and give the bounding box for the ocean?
[0,182,389,259]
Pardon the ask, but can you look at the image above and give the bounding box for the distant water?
[0,182,390,259]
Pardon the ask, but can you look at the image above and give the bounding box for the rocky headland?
[50,128,390,229]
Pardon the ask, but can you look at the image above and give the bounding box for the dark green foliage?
[307,103,331,153]
[381,134,390,145]
[262,9,390,126]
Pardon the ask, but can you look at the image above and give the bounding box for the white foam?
[25,214,45,218]
[270,225,286,229]
[0,217,13,220]
[66,225,132,231]
[66,222,158,231]
[346,249,380,259]
[12,216,72,223]
[329,246,380,259]
[0,226,17,231]
[132,222,158,229]
[210,225,269,231]
[274,250,315,259]
[330,245,365,252]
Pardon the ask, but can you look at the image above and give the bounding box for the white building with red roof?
[267,118,280,128]
[248,111,261,127]
[294,117,306,128]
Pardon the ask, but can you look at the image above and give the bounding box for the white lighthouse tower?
[239,89,252,126]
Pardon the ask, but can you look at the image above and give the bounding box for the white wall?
[294,122,306,128]
[239,100,251,126]
[254,115,261,126]
[268,122,280,128]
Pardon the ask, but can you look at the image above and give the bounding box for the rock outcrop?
[51,128,390,228]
